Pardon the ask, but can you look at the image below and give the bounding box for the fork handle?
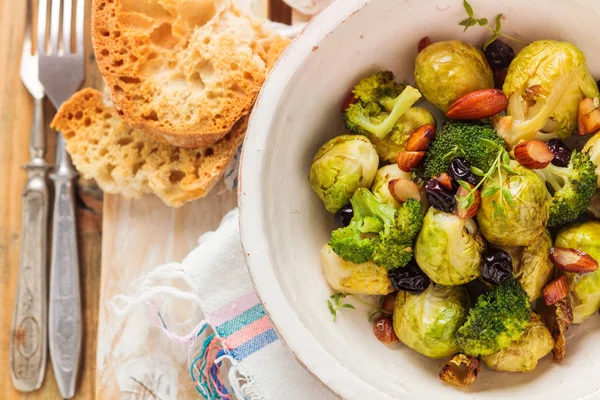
[48,144,81,399]
[10,96,49,392]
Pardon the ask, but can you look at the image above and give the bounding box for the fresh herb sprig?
[455,139,518,218]
[327,293,391,322]
[460,0,525,50]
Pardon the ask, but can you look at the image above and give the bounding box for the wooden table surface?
[0,0,291,399]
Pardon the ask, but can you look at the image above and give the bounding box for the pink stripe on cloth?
[207,291,260,327]
[223,315,273,349]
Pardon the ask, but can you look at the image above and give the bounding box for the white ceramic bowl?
[239,0,600,399]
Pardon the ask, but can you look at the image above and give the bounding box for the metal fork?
[38,0,85,397]
[10,0,51,392]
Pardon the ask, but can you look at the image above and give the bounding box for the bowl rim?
[238,0,397,399]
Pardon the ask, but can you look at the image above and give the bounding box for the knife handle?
[48,163,81,400]
[10,96,50,392]
[10,169,50,392]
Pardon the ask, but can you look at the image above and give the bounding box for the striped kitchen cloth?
[113,209,337,400]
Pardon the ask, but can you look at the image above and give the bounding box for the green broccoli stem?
[535,163,573,193]
[371,86,422,139]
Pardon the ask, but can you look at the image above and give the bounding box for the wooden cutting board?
[94,1,291,398]
[96,188,237,399]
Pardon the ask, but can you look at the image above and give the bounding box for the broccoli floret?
[352,71,405,107]
[343,71,422,139]
[329,188,423,269]
[455,278,531,357]
[423,122,505,178]
[533,150,597,227]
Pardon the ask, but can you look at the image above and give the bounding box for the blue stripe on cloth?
[215,304,265,337]
[229,328,279,361]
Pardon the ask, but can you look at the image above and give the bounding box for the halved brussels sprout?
[583,132,600,187]
[414,40,494,113]
[497,40,599,147]
[371,164,412,209]
[482,314,554,372]
[367,107,437,163]
[309,135,379,213]
[513,231,555,302]
[393,284,470,358]
[415,208,483,286]
[555,221,600,324]
[477,163,549,246]
[320,244,393,295]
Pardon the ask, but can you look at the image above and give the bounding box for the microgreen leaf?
[492,200,505,218]
[342,304,356,309]
[463,0,474,17]
[327,300,334,313]
[495,13,503,33]
[477,18,488,26]
[481,138,502,150]
[502,151,511,165]
[501,164,519,175]
[482,186,500,197]
[458,180,472,190]
[471,166,485,176]
[502,188,514,206]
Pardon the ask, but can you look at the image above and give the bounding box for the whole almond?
[578,97,600,135]
[406,124,436,151]
[446,89,508,120]
[388,179,421,203]
[514,140,554,169]
[397,151,425,172]
[435,173,454,191]
[550,247,599,273]
[454,183,480,220]
[544,275,569,306]
[373,316,399,344]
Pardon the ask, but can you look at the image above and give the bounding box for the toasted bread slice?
[51,88,246,207]
[92,0,289,148]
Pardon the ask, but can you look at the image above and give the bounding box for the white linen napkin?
[112,209,338,400]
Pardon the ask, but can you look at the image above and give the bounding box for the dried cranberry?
[482,249,513,285]
[546,139,571,167]
[484,40,515,70]
[334,204,353,227]
[424,179,455,213]
[494,69,507,90]
[449,157,481,186]
[388,260,430,294]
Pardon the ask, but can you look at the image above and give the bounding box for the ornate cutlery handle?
[48,140,81,399]
[10,97,50,392]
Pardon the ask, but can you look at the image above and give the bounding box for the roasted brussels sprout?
[555,221,600,323]
[320,244,393,295]
[496,40,599,147]
[512,231,555,302]
[477,163,549,246]
[482,314,554,372]
[368,107,437,163]
[371,164,412,209]
[583,132,600,187]
[393,284,470,358]
[415,208,484,285]
[414,40,494,113]
[309,135,379,213]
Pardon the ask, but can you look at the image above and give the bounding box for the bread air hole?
[142,110,159,121]
[169,170,185,184]
[150,23,178,49]
[117,137,134,146]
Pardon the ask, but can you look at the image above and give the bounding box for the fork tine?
[49,0,61,54]
[75,0,85,55]
[37,0,48,54]
[62,0,72,53]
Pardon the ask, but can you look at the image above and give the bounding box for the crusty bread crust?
[51,88,246,207]
[92,0,289,148]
